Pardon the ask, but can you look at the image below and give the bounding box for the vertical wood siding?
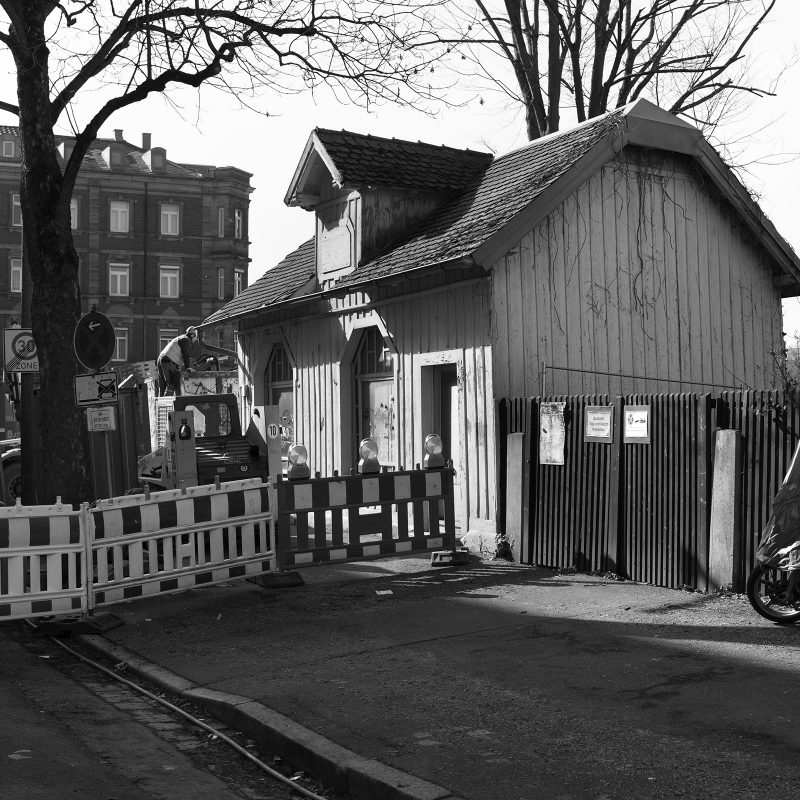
[244,280,496,530]
[490,152,783,398]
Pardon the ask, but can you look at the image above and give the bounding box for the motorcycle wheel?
[746,563,800,624]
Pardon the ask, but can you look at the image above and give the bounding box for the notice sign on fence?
[539,402,566,465]
[585,406,614,443]
[624,405,651,443]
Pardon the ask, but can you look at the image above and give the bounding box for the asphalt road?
[93,558,800,800]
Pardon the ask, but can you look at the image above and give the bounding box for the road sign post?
[74,310,116,371]
[4,328,39,373]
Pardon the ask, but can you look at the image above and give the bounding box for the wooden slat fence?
[499,393,714,591]
[720,389,800,582]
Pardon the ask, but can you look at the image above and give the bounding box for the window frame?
[233,208,242,239]
[160,203,180,236]
[218,207,225,238]
[11,193,21,227]
[10,258,22,294]
[234,268,244,297]
[70,197,78,230]
[3,140,15,158]
[218,268,225,300]
[159,264,180,299]
[108,263,130,297]
[113,328,129,362]
[109,199,130,233]
[159,328,179,351]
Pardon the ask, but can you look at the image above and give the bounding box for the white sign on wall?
[539,402,566,465]
[86,406,116,432]
[585,406,614,443]
[624,405,651,443]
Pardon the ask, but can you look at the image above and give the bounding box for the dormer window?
[110,149,123,167]
[2,140,14,158]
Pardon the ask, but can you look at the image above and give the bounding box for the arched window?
[265,343,294,471]
[353,327,395,468]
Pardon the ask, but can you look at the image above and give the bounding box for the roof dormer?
[285,128,492,288]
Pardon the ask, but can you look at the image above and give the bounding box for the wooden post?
[505,432,529,563]
[708,429,743,591]
[604,396,624,576]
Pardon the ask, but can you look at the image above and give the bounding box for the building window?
[266,343,294,472]
[234,269,244,297]
[218,268,225,300]
[70,198,78,230]
[218,207,225,237]
[159,265,180,298]
[11,193,21,227]
[109,263,130,297]
[3,141,14,158]
[353,327,395,468]
[160,203,180,236]
[109,200,130,233]
[159,329,179,351]
[233,208,242,239]
[113,328,128,362]
[216,328,225,349]
[10,258,22,294]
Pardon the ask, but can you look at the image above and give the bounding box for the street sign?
[267,423,280,439]
[3,328,39,372]
[74,371,118,407]
[74,310,115,370]
[86,406,116,432]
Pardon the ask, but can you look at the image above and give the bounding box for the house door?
[421,363,463,526]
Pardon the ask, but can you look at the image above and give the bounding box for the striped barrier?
[274,467,456,568]
[89,479,275,607]
[0,480,276,622]
[0,500,87,621]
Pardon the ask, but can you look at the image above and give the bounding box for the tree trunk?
[12,13,92,506]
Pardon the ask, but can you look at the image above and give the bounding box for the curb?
[77,633,465,800]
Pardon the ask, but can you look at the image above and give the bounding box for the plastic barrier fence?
[0,479,275,622]
[0,501,87,620]
[274,467,456,568]
[90,479,274,607]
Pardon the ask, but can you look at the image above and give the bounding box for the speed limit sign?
[4,328,39,372]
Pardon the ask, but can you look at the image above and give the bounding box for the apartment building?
[0,125,252,434]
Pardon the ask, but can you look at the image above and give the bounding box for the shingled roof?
[312,128,494,193]
[203,238,316,327]
[205,99,800,326]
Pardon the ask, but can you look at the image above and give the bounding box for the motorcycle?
[746,443,800,624]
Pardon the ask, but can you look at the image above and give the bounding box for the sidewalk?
[77,555,800,800]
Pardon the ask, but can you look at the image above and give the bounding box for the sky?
[3,1,800,336]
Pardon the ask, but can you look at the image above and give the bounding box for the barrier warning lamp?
[424,433,445,469]
[358,438,380,474]
[287,443,310,480]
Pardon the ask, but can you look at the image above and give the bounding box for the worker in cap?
[157,326,198,396]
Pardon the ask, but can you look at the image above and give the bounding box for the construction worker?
[157,326,197,396]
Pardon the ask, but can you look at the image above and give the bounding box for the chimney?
[142,132,151,151]
[114,129,124,142]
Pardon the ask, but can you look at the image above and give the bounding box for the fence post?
[80,502,94,616]
[708,429,743,591]
[604,396,625,576]
[505,432,529,563]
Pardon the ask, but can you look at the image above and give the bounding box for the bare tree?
[0,0,451,504]
[453,0,778,141]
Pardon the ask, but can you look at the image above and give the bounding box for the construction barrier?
[0,500,86,620]
[90,479,274,607]
[0,479,276,623]
[274,467,457,568]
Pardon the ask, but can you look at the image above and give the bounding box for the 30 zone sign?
[4,329,39,372]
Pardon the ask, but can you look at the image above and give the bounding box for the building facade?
[204,101,800,547]
[0,125,252,436]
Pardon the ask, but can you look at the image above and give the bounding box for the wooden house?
[202,100,800,549]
